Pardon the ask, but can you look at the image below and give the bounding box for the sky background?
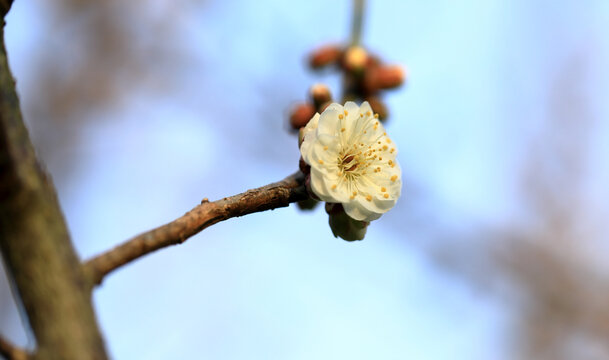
[1,0,609,359]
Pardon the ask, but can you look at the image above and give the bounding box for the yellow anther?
[352,191,357,196]
[341,128,346,132]
[383,145,388,150]
[390,148,395,153]
[381,187,387,192]
[366,111,371,116]
[379,157,383,160]
[374,114,379,119]
[386,138,391,143]
[366,195,372,201]
[360,113,364,117]
[318,159,324,164]
[383,193,389,199]
[378,141,381,144]
[350,195,355,200]
[339,114,344,120]
[344,110,348,115]
[388,160,393,165]
[323,146,328,150]
[391,175,397,182]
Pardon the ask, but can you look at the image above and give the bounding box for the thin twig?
[350,0,365,46]
[0,335,28,360]
[83,171,308,286]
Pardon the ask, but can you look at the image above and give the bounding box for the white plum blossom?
[300,101,402,222]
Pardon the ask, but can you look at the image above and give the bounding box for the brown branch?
[0,335,28,360]
[83,171,308,286]
[0,19,108,360]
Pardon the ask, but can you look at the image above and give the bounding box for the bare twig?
[0,335,28,360]
[83,171,308,286]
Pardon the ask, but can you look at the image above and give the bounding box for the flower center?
[338,146,369,180]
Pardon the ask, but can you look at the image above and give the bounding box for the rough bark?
[0,17,108,360]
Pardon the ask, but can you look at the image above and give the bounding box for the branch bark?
[83,171,308,286]
[0,16,108,360]
[0,335,28,360]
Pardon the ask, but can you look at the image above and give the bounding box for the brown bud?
[366,65,405,91]
[366,97,388,121]
[289,103,316,130]
[343,46,368,72]
[310,83,332,108]
[309,45,342,69]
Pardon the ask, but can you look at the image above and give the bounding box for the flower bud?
[326,203,368,241]
[343,46,368,72]
[366,65,405,91]
[309,45,342,69]
[309,83,332,109]
[290,103,316,130]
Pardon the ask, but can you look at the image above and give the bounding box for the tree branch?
[350,0,365,46]
[0,18,108,360]
[0,335,28,360]
[83,171,308,286]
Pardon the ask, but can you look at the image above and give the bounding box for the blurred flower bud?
[309,45,342,69]
[326,203,368,241]
[343,46,368,72]
[366,65,405,91]
[309,83,332,108]
[290,103,316,130]
[367,96,389,121]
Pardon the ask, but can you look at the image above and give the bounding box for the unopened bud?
[326,203,368,241]
[343,46,368,72]
[366,65,405,90]
[309,45,342,69]
[310,83,332,108]
[290,103,316,130]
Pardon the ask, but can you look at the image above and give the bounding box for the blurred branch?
[350,0,365,46]
[83,171,308,286]
[0,335,28,360]
[0,18,108,360]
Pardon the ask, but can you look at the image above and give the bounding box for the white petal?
[343,201,382,222]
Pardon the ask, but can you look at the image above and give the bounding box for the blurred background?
[1,0,609,359]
